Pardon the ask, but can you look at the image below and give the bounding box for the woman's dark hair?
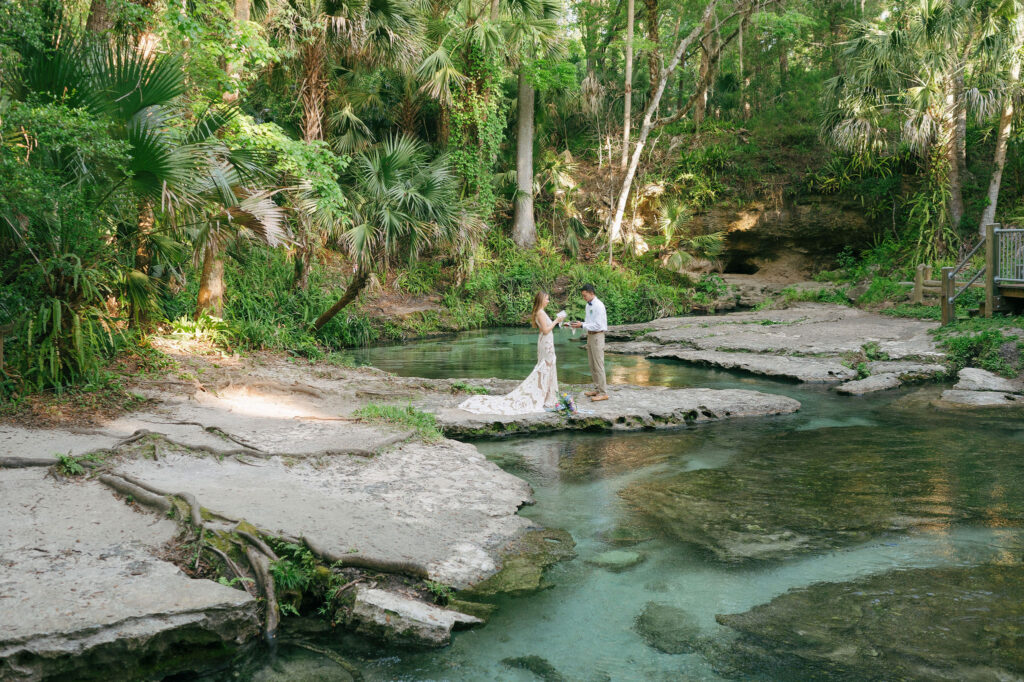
[580,284,596,294]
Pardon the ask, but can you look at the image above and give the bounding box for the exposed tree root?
[302,535,429,580]
[0,457,55,468]
[98,474,172,514]
[236,529,279,562]
[284,640,364,681]
[245,545,280,645]
[206,545,256,596]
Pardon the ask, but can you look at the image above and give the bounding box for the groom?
[570,284,609,402]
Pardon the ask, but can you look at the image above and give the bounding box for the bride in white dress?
[459,291,565,415]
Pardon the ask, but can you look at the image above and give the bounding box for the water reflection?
[261,328,1024,680]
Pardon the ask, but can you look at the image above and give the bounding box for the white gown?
[459,311,560,415]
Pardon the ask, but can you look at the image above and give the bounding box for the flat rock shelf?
[424,385,801,438]
[0,469,259,681]
[605,303,946,394]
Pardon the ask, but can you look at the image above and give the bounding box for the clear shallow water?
[261,328,1024,681]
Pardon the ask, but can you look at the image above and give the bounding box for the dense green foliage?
[2,0,1022,399]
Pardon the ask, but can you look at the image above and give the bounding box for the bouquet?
[558,392,577,414]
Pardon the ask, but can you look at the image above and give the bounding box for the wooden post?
[913,264,926,305]
[984,223,997,318]
[941,266,955,325]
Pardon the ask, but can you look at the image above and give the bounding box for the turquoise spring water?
[249,327,1024,681]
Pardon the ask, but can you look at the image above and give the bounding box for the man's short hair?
[580,284,596,294]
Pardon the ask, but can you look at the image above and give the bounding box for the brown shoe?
[590,394,609,402]
[584,390,599,397]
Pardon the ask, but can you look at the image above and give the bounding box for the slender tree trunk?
[739,18,749,120]
[85,0,112,33]
[644,0,660,94]
[954,68,967,179]
[311,268,370,332]
[943,76,965,230]
[621,0,634,170]
[293,233,313,291]
[490,0,499,21]
[609,0,725,242]
[694,11,715,129]
[196,247,226,318]
[512,70,537,248]
[979,56,1021,235]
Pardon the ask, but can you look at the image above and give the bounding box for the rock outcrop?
[347,587,482,647]
[427,385,800,438]
[0,469,259,681]
[606,304,944,393]
[938,367,1024,408]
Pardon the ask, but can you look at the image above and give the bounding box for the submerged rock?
[619,420,1024,563]
[347,587,481,647]
[634,602,703,655]
[501,654,566,681]
[715,564,1024,681]
[586,550,645,572]
[836,372,902,395]
[460,529,576,598]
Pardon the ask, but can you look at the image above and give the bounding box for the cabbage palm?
[311,134,481,331]
[265,0,423,288]
[822,0,1009,248]
[19,41,285,323]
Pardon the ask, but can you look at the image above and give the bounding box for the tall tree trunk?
[621,0,634,170]
[979,56,1021,235]
[196,247,226,318]
[300,44,326,144]
[311,268,371,332]
[609,0,730,242]
[943,76,965,230]
[85,0,112,33]
[739,18,749,119]
[954,68,967,180]
[694,11,715,129]
[512,70,537,248]
[490,0,500,21]
[644,0,660,94]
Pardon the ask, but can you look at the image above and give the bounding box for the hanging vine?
[449,45,506,220]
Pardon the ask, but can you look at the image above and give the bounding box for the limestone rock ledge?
[347,587,482,647]
[937,367,1024,408]
[0,469,258,681]
[427,385,801,438]
[605,304,945,393]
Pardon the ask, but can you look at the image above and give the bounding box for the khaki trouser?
[586,332,607,394]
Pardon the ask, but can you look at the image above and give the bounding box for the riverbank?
[0,325,802,678]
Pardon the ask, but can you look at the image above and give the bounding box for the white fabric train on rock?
[458,311,562,415]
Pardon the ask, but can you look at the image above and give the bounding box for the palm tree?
[311,134,481,331]
[20,41,285,323]
[822,0,1010,251]
[264,0,423,288]
[507,0,564,248]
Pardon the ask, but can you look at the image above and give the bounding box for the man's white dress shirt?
[581,297,608,332]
